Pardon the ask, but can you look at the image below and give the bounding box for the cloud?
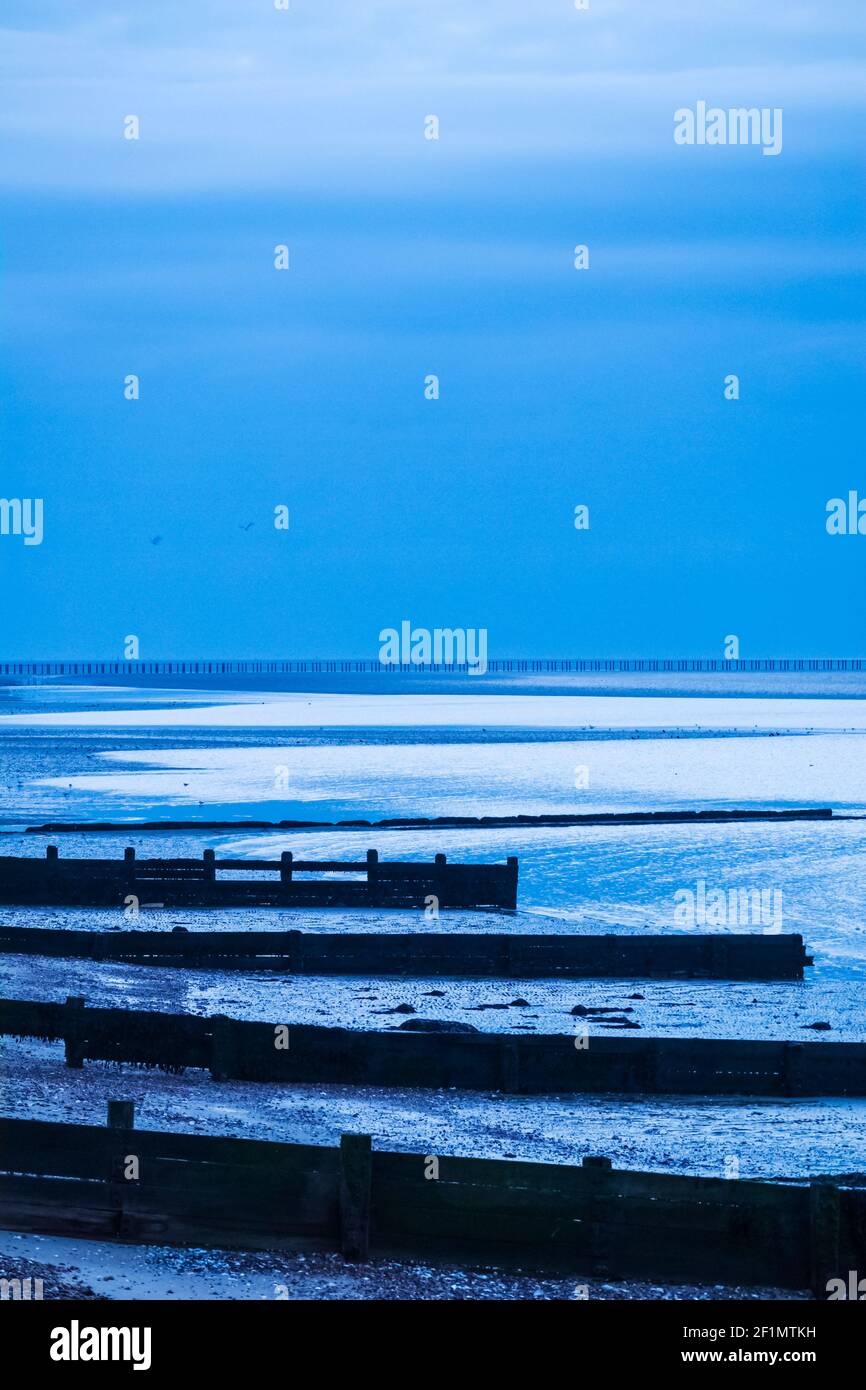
[1,1,865,190]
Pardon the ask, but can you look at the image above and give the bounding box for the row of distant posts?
[44,846,391,883]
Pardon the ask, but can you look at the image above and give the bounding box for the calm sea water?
[1,684,865,979]
[1,682,865,1176]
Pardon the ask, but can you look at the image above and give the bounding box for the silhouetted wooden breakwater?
[3,997,864,1096]
[0,1108,860,1293]
[0,848,518,910]
[24,806,835,833]
[0,925,812,980]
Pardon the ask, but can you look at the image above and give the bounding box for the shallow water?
[4,816,866,983]
[1,683,864,1178]
[14,729,866,821]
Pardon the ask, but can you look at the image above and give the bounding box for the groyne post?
[340,1132,372,1260]
[107,1100,136,1129]
[63,995,87,1069]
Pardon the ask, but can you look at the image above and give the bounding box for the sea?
[0,674,864,1186]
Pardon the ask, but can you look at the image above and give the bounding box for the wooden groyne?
[3,997,864,1096]
[0,848,518,910]
[22,807,835,834]
[0,925,812,980]
[0,1108,859,1292]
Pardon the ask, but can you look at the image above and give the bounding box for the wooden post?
[339,1133,372,1260]
[506,856,518,909]
[123,846,136,890]
[108,1100,135,1129]
[582,1156,612,1275]
[45,844,59,898]
[710,937,729,978]
[64,995,86,1069]
[809,1181,840,1298]
[434,852,447,908]
[784,1041,804,1097]
[279,851,293,905]
[501,1039,520,1094]
[643,1039,660,1093]
[366,849,379,904]
[107,1102,136,1238]
[209,1014,236,1082]
[501,936,515,977]
[202,849,216,882]
[286,927,304,971]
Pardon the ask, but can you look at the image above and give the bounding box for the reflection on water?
[1,689,865,980]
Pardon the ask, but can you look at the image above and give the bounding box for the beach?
[1,678,864,1297]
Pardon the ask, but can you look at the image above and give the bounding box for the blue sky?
[1,1,864,660]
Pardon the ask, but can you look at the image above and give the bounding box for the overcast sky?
[2,1,864,659]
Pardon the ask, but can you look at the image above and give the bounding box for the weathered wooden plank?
[0,997,66,1040]
[810,1182,841,1297]
[370,1178,801,1241]
[0,1118,859,1289]
[0,851,519,910]
[0,1175,338,1249]
[3,1000,865,1095]
[121,1185,337,1237]
[837,1189,866,1290]
[0,1117,341,1180]
[339,1134,372,1260]
[0,1173,120,1242]
[0,925,809,979]
[370,1150,809,1210]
